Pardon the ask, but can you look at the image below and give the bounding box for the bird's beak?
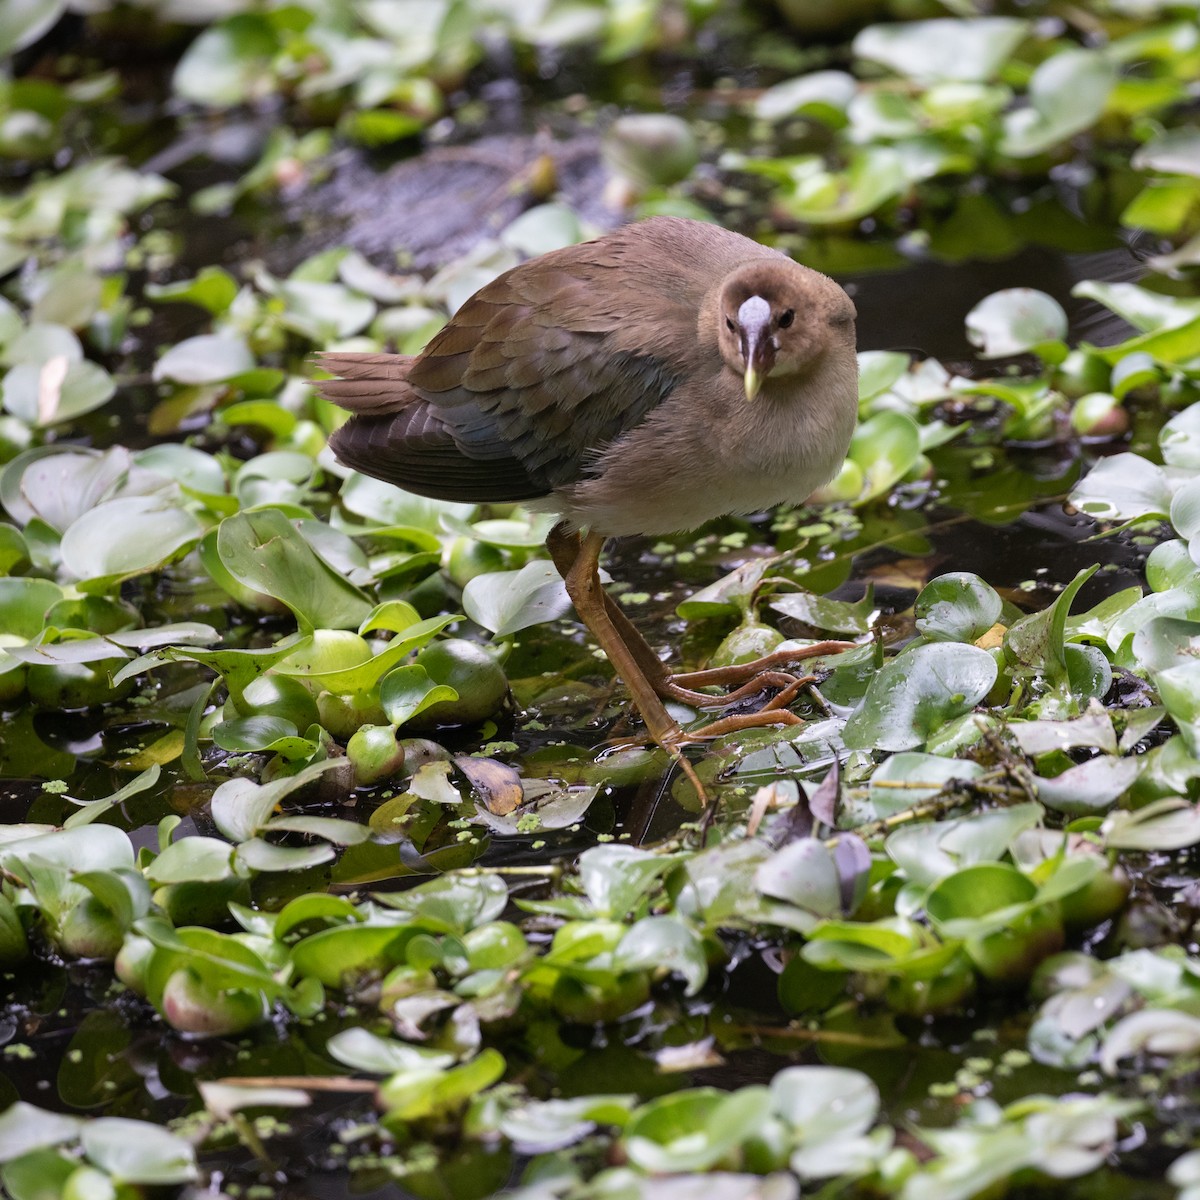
[744,363,762,401]
[737,295,774,402]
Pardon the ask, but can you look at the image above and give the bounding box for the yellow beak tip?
[743,368,761,401]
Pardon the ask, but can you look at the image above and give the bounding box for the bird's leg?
[546,524,850,713]
[555,528,709,801]
[546,523,674,690]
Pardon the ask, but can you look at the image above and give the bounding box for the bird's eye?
[725,316,736,333]
[778,309,795,329]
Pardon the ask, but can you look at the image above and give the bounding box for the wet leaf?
[915,573,1002,643]
[463,561,572,636]
[843,642,997,751]
[216,509,372,631]
[454,754,523,816]
[79,1119,197,1185]
[965,289,1068,358]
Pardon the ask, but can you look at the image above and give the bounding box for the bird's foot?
[658,641,854,706]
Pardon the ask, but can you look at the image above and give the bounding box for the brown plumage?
[316,216,860,791]
[317,216,857,537]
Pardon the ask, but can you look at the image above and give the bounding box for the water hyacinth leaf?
[143,837,234,885]
[0,576,65,639]
[843,642,997,751]
[847,410,922,501]
[135,443,228,497]
[1035,756,1142,815]
[577,844,679,919]
[211,759,344,843]
[1160,404,1200,470]
[172,14,279,106]
[500,1095,636,1154]
[867,753,985,814]
[379,1049,506,1124]
[373,872,508,933]
[886,802,1044,887]
[857,350,910,402]
[1073,281,1200,335]
[783,146,909,225]
[854,17,1028,83]
[339,473,475,531]
[3,357,116,425]
[624,1087,772,1174]
[1009,712,1117,757]
[64,764,161,830]
[1133,616,1200,674]
[78,1119,197,1185]
[380,664,458,726]
[359,599,422,635]
[60,496,203,585]
[268,814,372,845]
[0,1102,81,1162]
[965,289,1068,358]
[1005,565,1097,685]
[463,561,572,635]
[1110,352,1158,400]
[1065,642,1112,703]
[769,588,873,634]
[999,49,1117,157]
[756,839,844,918]
[0,824,134,877]
[1102,798,1200,851]
[915,573,1002,643]
[153,333,255,384]
[7,446,128,532]
[1132,128,1200,179]
[326,1027,455,1074]
[0,0,66,57]
[755,70,857,121]
[216,508,372,631]
[1071,454,1170,520]
[146,266,239,314]
[290,925,414,987]
[236,839,336,873]
[614,915,708,995]
[1101,1010,1200,1074]
[676,558,772,620]
[276,279,375,341]
[199,1083,311,1119]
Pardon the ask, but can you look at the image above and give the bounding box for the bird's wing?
[405,236,722,488]
[318,218,777,499]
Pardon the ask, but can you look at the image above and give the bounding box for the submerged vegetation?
[1,0,1200,1195]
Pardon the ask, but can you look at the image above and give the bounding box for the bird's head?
[715,259,856,400]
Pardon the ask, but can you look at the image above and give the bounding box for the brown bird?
[317,217,858,787]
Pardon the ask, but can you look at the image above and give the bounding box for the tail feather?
[312,352,418,415]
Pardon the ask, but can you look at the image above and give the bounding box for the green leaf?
[60,496,202,586]
[153,334,254,385]
[1069,453,1171,522]
[0,1103,81,1163]
[1004,566,1098,686]
[462,561,571,636]
[843,642,997,752]
[965,289,1068,358]
[216,509,372,632]
[853,17,1028,84]
[379,664,459,726]
[79,1119,197,1184]
[915,573,1002,643]
[614,915,708,996]
[0,0,66,57]
[769,588,874,635]
[172,14,279,107]
[1000,49,1116,157]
